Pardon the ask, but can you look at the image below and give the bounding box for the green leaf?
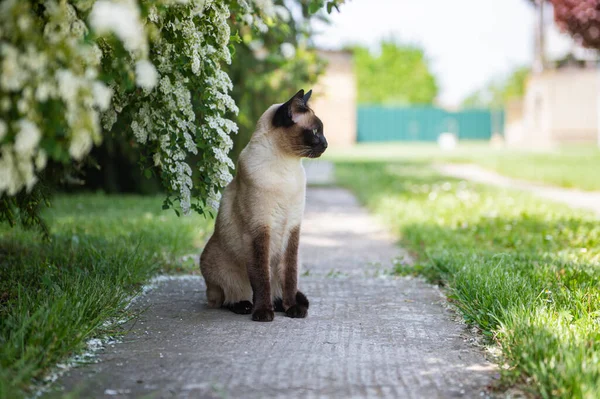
[308,0,323,14]
[230,30,242,43]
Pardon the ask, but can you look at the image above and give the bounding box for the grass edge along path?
[324,142,600,192]
[335,161,600,399]
[0,194,212,398]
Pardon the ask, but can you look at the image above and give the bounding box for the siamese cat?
[200,89,327,322]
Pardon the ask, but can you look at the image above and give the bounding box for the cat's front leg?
[283,226,309,318]
[248,227,274,322]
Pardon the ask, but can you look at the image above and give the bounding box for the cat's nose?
[321,137,328,149]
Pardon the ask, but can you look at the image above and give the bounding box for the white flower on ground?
[92,82,113,110]
[15,119,41,155]
[280,42,295,59]
[135,60,159,90]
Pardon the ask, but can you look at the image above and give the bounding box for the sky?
[312,0,575,107]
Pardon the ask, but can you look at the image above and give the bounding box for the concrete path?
[438,163,600,216]
[53,187,495,399]
[303,159,335,186]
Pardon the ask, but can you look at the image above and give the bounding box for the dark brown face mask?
[272,89,327,159]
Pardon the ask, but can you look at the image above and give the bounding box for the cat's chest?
[263,168,306,245]
[242,156,306,226]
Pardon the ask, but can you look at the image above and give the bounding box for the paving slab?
[438,163,600,216]
[52,187,496,399]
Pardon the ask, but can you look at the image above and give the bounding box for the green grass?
[335,161,600,398]
[0,194,212,398]
[325,142,600,191]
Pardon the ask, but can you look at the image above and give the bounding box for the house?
[505,64,599,148]
[311,50,357,148]
[505,2,600,149]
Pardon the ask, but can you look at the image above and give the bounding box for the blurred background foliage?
[226,0,329,161]
[461,66,530,109]
[351,40,439,106]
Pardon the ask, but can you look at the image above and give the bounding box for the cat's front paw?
[252,308,274,322]
[285,304,308,318]
[296,291,309,309]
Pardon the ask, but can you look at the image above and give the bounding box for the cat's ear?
[303,89,312,104]
[273,89,310,127]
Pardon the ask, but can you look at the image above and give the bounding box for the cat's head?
[268,89,327,158]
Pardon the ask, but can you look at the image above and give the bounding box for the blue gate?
[357,106,504,142]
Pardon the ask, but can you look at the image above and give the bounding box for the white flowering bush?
[0,0,343,230]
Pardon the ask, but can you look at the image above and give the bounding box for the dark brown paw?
[252,308,274,322]
[273,298,285,312]
[296,291,309,309]
[285,304,308,318]
[227,300,253,315]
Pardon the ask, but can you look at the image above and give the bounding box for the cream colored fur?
[200,104,306,307]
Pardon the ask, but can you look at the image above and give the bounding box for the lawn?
[325,142,600,191]
[335,161,600,398]
[0,194,212,398]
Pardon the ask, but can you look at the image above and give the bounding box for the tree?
[462,67,530,109]
[0,0,343,233]
[550,0,600,49]
[352,40,438,105]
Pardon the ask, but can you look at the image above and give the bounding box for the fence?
[356,106,504,142]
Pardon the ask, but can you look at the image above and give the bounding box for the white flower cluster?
[0,120,43,195]
[89,0,159,91]
[0,0,108,195]
[89,0,148,56]
[0,0,163,198]
[1,0,279,217]
[124,0,242,214]
[237,0,275,33]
